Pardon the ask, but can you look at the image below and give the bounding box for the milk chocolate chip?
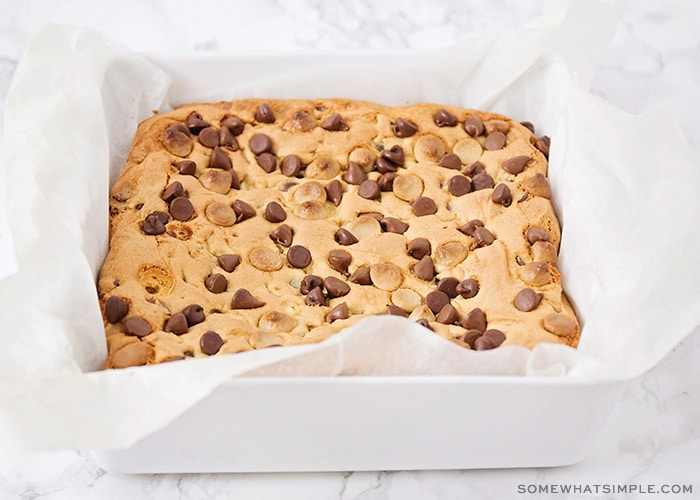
[320,113,348,131]
[328,249,352,276]
[218,254,241,272]
[255,102,275,123]
[105,296,129,324]
[411,197,437,216]
[169,197,195,221]
[527,227,550,245]
[436,277,459,299]
[305,287,327,306]
[205,273,228,294]
[448,175,472,196]
[335,227,358,246]
[514,288,542,312]
[142,211,168,235]
[439,153,462,170]
[471,227,496,249]
[210,146,232,170]
[325,179,343,206]
[425,290,450,315]
[434,108,458,127]
[186,112,208,134]
[324,276,351,298]
[349,266,372,285]
[281,155,303,177]
[358,179,381,200]
[343,162,367,185]
[221,115,245,135]
[175,160,197,176]
[456,278,479,298]
[198,127,219,148]
[502,155,530,175]
[474,329,506,350]
[472,172,495,191]
[270,224,294,247]
[264,201,287,222]
[462,307,486,331]
[183,304,205,326]
[458,219,483,237]
[124,317,152,337]
[249,134,273,155]
[535,135,551,157]
[164,312,188,335]
[287,245,312,268]
[407,238,431,259]
[325,302,349,322]
[436,303,459,324]
[163,124,193,157]
[161,181,185,203]
[256,153,277,173]
[233,199,256,222]
[412,255,435,281]
[300,275,323,295]
[491,183,512,206]
[231,289,265,309]
[200,331,224,355]
[380,217,409,234]
[484,132,506,151]
[463,116,485,137]
[392,117,419,137]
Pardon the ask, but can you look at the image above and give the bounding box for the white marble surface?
[1,0,699,498]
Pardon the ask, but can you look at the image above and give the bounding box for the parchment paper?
[1,0,699,457]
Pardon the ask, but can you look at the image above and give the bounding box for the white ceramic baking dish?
[90,51,628,473]
[93,376,626,473]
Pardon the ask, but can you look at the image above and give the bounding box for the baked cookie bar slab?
[98,98,579,369]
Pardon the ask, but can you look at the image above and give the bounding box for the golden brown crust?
[98,98,579,368]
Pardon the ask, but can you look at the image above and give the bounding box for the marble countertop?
[1,1,699,498]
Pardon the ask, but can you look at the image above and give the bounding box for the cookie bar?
[98,98,579,369]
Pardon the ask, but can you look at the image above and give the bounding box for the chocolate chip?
[474,329,505,350]
[305,287,327,306]
[205,273,228,294]
[287,245,312,268]
[439,153,462,170]
[464,161,485,177]
[407,238,431,259]
[200,331,224,355]
[392,117,419,137]
[343,162,367,185]
[358,179,381,200]
[320,112,348,131]
[378,172,397,192]
[164,312,188,334]
[281,155,303,177]
[434,108,458,127]
[416,318,433,331]
[249,133,273,155]
[233,199,256,222]
[186,112,208,134]
[535,135,551,157]
[484,131,506,150]
[219,127,240,151]
[105,296,129,324]
[436,277,459,299]
[218,254,241,272]
[198,126,220,148]
[491,183,512,206]
[514,288,542,312]
[386,305,409,317]
[527,227,549,245]
[463,116,485,137]
[124,317,152,337]
[175,160,197,176]
[448,175,472,196]
[520,121,535,133]
[456,278,479,298]
[221,115,245,136]
[161,181,185,203]
[436,303,459,324]
[471,226,496,249]
[425,290,450,314]
[255,102,275,123]
[325,179,344,207]
[375,157,398,174]
[471,172,495,191]
[411,197,437,216]
[292,110,316,131]
[381,145,405,167]
[270,224,294,247]
[141,211,168,235]
[210,146,232,170]
[412,255,434,281]
[163,124,193,157]
[324,276,350,298]
[461,330,483,347]
[325,302,349,322]
[349,266,372,285]
[256,153,277,173]
[264,201,287,222]
[502,155,531,175]
[328,249,352,276]
[230,169,241,190]
[300,275,323,295]
[458,219,484,237]
[231,289,265,309]
[182,304,205,326]
[335,227,358,246]
[169,196,194,221]
[462,307,487,331]
[380,217,408,234]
